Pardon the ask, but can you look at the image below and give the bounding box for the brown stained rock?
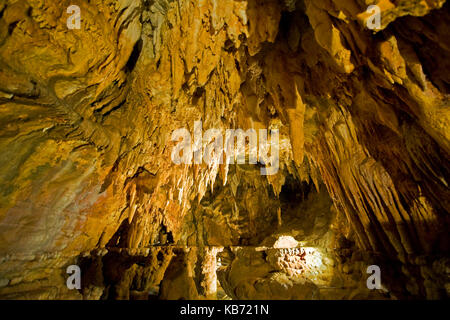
[0,0,449,300]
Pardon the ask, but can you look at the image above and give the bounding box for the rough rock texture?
[0,0,449,299]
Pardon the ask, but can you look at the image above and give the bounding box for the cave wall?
[0,0,449,299]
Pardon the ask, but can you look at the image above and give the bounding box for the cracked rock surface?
[0,0,449,299]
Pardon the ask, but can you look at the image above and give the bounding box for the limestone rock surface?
[0,0,449,299]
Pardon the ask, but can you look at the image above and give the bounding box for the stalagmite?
[0,0,448,300]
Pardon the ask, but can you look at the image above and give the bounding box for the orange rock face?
[0,0,448,299]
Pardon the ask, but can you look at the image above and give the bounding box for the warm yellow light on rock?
[273,235,299,248]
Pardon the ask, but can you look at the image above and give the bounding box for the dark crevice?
[125,39,143,73]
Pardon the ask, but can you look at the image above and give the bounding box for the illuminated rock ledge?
[0,0,448,300]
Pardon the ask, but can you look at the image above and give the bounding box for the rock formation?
[0,0,448,299]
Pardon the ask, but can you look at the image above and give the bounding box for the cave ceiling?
[0,0,449,300]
